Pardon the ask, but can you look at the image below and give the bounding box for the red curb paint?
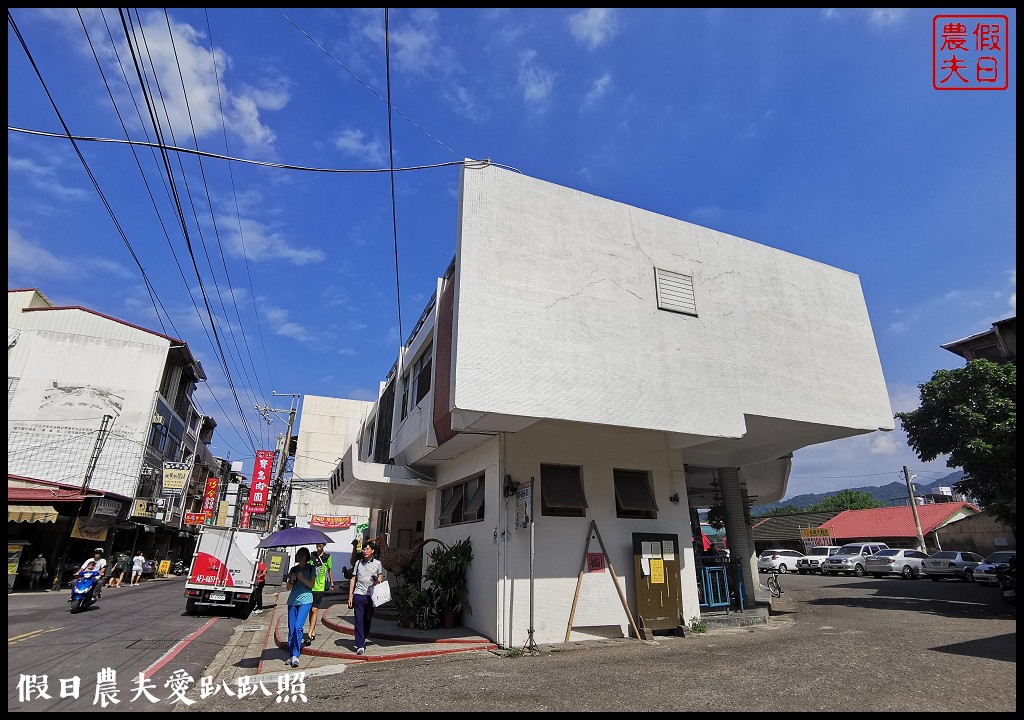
[144,617,218,680]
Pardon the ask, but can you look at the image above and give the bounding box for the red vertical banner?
[202,476,220,519]
[239,505,252,529]
[248,450,275,514]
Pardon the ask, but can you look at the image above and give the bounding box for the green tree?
[895,359,1016,529]
[808,489,883,512]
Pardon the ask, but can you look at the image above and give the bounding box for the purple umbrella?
[257,526,333,548]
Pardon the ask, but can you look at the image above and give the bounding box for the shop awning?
[8,504,59,523]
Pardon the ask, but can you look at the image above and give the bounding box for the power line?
[384,8,403,347]
[8,127,502,173]
[276,8,461,158]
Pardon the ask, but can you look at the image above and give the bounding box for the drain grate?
[126,638,177,650]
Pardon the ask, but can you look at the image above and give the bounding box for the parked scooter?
[996,556,1016,604]
[69,570,101,613]
[170,559,186,576]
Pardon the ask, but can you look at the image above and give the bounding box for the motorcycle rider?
[78,548,107,600]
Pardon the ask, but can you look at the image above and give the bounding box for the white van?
[796,546,842,574]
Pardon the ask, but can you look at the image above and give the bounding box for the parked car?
[923,550,986,581]
[973,550,1017,586]
[796,546,842,574]
[865,548,929,579]
[757,549,805,573]
[821,542,889,577]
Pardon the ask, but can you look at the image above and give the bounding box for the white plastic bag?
[371,580,391,607]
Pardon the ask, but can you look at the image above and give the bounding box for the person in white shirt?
[77,548,107,599]
[131,552,146,586]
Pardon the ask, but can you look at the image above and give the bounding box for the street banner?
[310,515,351,529]
[247,450,275,514]
[184,512,207,526]
[162,461,190,493]
[202,477,220,518]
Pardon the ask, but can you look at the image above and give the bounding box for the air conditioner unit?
[152,414,165,425]
[155,499,166,508]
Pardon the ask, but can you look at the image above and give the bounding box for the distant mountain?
[752,471,966,516]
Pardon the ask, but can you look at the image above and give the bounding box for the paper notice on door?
[662,541,676,560]
[640,557,650,576]
[641,542,654,558]
[649,558,665,584]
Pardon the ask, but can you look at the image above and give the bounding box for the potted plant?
[423,538,474,629]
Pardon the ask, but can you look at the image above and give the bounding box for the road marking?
[142,617,218,680]
[9,626,63,645]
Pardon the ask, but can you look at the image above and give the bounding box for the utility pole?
[52,414,114,590]
[256,392,300,532]
[904,466,927,552]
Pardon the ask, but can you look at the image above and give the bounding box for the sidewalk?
[202,589,498,683]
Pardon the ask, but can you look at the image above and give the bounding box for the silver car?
[973,551,1016,586]
[923,550,986,581]
[865,548,929,579]
[821,542,889,577]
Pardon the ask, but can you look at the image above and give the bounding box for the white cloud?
[334,129,386,165]
[263,305,311,342]
[568,9,619,49]
[225,214,326,266]
[582,72,613,110]
[8,227,132,280]
[7,154,88,201]
[518,50,555,106]
[8,227,75,277]
[47,9,287,153]
[866,9,908,29]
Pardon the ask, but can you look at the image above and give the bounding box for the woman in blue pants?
[347,541,384,655]
[286,547,316,668]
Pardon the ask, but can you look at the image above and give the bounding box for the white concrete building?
[8,288,216,559]
[288,395,374,547]
[319,164,894,646]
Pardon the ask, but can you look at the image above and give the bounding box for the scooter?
[170,560,186,576]
[69,570,101,613]
[996,557,1016,604]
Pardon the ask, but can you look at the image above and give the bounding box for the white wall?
[7,308,169,497]
[291,395,375,523]
[422,422,701,647]
[454,164,892,443]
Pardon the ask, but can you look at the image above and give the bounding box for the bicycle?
[766,569,784,598]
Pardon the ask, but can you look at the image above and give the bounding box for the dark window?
[613,469,658,519]
[540,464,587,517]
[414,343,433,405]
[399,371,410,421]
[439,474,485,527]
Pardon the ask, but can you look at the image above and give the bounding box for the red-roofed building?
[821,502,980,552]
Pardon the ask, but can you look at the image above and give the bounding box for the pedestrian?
[107,553,126,588]
[285,547,316,668]
[306,542,333,645]
[29,554,47,590]
[253,558,267,615]
[131,551,146,586]
[347,540,384,655]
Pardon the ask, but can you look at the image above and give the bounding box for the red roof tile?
[821,502,980,538]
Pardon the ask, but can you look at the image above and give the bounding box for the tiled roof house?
[821,502,980,550]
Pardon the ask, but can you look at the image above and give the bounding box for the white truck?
[184,526,264,617]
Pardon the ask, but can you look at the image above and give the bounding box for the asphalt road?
[190,571,1016,712]
[9,571,1015,712]
[8,575,247,712]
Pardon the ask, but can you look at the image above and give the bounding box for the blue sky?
[7,8,1016,499]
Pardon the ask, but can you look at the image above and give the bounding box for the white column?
[718,467,756,608]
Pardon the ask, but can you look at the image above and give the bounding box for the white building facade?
[8,288,216,560]
[321,165,894,647]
